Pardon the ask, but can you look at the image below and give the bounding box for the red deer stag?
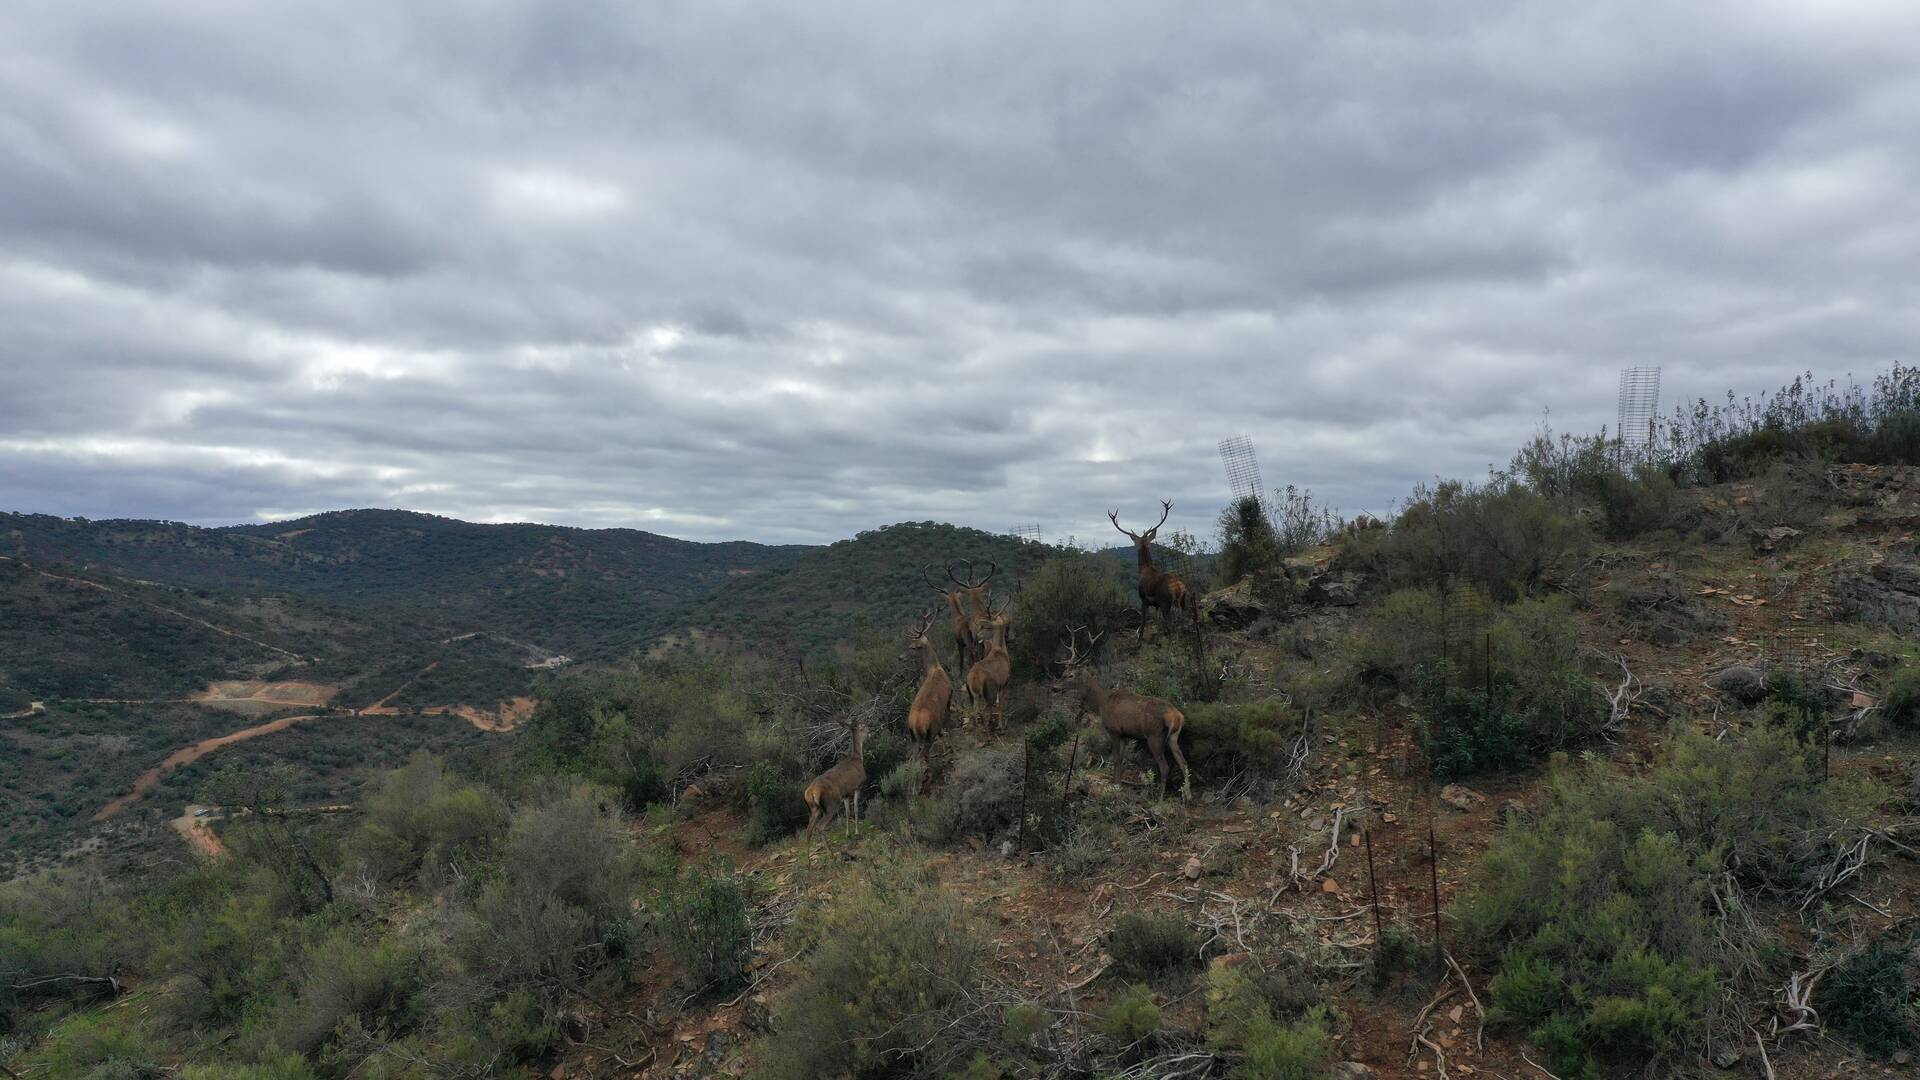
[950,559,999,668]
[1109,500,1196,640]
[924,564,979,671]
[964,597,1012,733]
[801,719,866,843]
[1058,626,1191,801]
[903,610,952,777]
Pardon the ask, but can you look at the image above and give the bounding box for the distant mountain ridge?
[0,508,812,658]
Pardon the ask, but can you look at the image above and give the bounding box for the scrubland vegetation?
[9,366,1920,1076]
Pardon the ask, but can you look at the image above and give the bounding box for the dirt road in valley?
[92,713,327,821]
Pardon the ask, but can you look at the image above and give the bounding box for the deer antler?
[1061,623,1105,668]
[1108,509,1131,537]
[947,559,997,589]
[922,564,954,594]
[908,609,936,639]
[1147,499,1172,537]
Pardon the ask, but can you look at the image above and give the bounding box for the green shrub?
[1207,964,1332,1079]
[656,861,753,996]
[1002,1002,1049,1044]
[1100,984,1162,1049]
[1366,924,1433,996]
[1819,930,1920,1058]
[18,1012,162,1077]
[1413,597,1607,778]
[1454,728,1885,1076]
[1414,664,1527,779]
[1106,912,1202,982]
[1218,496,1283,586]
[1010,558,1130,679]
[1235,1006,1331,1080]
[1335,478,1581,602]
[743,759,808,847]
[1512,429,1681,539]
[270,931,424,1058]
[1179,700,1300,782]
[755,871,985,1080]
[1884,666,1920,730]
[925,749,1023,845]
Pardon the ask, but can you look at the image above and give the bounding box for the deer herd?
[804,501,1198,842]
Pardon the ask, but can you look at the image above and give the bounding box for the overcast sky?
[3,2,1917,545]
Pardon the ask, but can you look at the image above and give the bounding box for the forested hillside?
[661,521,1062,657]
[1,509,810,658]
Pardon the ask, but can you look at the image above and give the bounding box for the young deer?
[964,597,1012,733]
[1110,500,1196,640]
[903,610,952,777]
[1058,626,1191,801]
[924,564,979,672]
[802,719,866,842]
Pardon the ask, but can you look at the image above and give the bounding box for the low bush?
[755,871,986,1080]
[1881,665,1920,730]
[1106,911,1203,982]
[1334,478,1582,602]
[1207,963,1333,1080]
[1453,728,1885,1076]
[924,749,1023,845]
[742,759,809,847]
[1818,930,1920,1058]
[1009,558,1131,679]
[1099,984,1162,1050]
[1234,1006,1331,1080]
[1511,428,1683,539]
[1410,597,1606,778]
[1179,700,1303,784]
[268,931,424,1060]
[654,861,753,996]
[1365,924,1435,998]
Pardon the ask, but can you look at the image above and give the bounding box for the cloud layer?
[4,1,1918,543]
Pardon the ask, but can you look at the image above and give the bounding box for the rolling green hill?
[662,521,1061,657]
[1,509,811,659]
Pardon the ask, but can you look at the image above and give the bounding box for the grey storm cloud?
[3,1,1918,544]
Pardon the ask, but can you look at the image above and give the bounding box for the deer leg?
[852,790,861,835]
[806,799,821,843]
[1167,728,1192,802]
[1147,733,1170,801]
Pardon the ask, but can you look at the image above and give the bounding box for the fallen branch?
[1057,959,1113,995]
[1521,1051,1566,1080]
[1444,951,1487,1050]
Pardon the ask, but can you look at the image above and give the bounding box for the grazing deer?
[964,597,1012,733]
[924,564,979,672]
[1058,626,1191,801]
[1110,500,1196,640]
[802,719,866,843]
[903,610,952,776]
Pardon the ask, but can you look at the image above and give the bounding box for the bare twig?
[1521,1052,1567,1080]
[1444,951,1486,1050]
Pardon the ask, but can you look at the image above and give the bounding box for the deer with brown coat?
[1110,500,1196,640]
[964,597,1012,733]
[903,610,952,778]
[1058,626,1191,801]
[801,719,866,843]
[924,563,983,671]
